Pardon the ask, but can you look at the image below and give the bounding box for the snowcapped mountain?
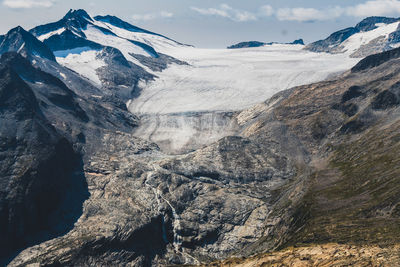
[1,12,400,154]
[306,16,400,58]
[30,9,185,56]
[26,9,187,91]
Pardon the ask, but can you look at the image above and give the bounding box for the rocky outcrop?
[227,39,304,49]
[351,46,400,72]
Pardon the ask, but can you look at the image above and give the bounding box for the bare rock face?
[0,55,87,264]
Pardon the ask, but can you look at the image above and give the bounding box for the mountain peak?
[0,26,55,61]
[64,9,93,22]
[305,16,400,56]
[10,25,24,32]
[355,16,400,32]
[291,39,305,45]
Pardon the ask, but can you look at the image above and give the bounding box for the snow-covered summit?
[29,9,185,58]
[25,9,188,88]
[306,16,400,58]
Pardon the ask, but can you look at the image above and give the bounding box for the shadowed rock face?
[352,46,400,72]
[0,26,55,61]
[0,58,88,263]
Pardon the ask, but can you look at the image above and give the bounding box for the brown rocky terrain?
[206,244,400,267]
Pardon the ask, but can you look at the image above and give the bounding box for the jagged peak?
[7,25,27,34]
[0,25,55,61]
[4,26,37,42]
[64,9,93,22]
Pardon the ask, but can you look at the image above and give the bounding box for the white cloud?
[347,0,400,17]
[3,0,55,8]
[275,0,400,22]
[191,4,257,22]
[259,5,274,17]
[132,11,173,21]
[276,8,327,22]
[192,0,400,23]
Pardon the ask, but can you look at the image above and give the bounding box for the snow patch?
[82,25,150,62]
[56,50,105,86]
[37,28,66,41]
[59,72,67,80]
[92,20,182,54]
[54,46,94,58]
[342,22,400,54]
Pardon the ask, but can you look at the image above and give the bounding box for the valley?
[1,9,400,267]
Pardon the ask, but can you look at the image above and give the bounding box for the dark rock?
[228,39,304,49]
[355,16,399,32]
[228,41,266,49]
[0,60,88,262]
[291,39,305,45]
[130,53,188,72]
[44,29,102,52]
[371,90,399,110]
[1,52,89,122]
[333,102,359,117]
[351,47,400,72]
[0,26,55,61]
[342,86,365,103]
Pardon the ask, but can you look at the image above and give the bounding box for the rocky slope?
[207,244,400,266]
[211,44,400,265]
[0,52,87,264]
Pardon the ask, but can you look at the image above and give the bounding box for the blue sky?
[2,0,400,47]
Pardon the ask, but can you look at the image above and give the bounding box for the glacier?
[127,45,360,153]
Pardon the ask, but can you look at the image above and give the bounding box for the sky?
[2,0,400,48]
